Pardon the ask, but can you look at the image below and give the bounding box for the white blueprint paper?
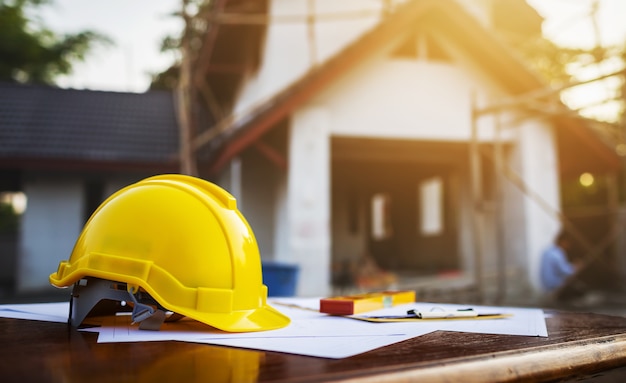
[0,302,68,323]
[0,299,547,358]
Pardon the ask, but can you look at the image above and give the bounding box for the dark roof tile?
[0,82,179,164]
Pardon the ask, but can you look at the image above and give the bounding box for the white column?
[287,106,331,296]
[517,121,561,292]
[18,178,84,292]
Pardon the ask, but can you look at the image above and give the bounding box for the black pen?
[363,309,474,319]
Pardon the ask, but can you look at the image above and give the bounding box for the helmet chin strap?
[125,284,166,330]
[69,277,182,330]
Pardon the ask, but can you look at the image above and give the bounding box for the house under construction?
[180,0,625,302]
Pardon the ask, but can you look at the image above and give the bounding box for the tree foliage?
[513,33,626,124]
[516,38,597,84]
[0,0,111,84]
[0,202,18,233]
[149,0,210,90]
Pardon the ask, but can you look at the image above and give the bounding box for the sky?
[527,0,626,121]
[527,0,626,49]
[38,0,626,102]
[39,0,181,93]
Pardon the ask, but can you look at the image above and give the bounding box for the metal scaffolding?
[470,67,626,304]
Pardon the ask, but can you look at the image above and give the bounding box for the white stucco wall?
[320,60,474,140]
[237,0,501,119]
[234,0,383,117]
[17,177,84,292]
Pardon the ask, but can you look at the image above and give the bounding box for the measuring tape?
[320,290,415,315]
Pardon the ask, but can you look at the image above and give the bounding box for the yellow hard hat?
[49,174,290,332]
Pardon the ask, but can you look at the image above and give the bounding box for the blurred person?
[540,230,580,293]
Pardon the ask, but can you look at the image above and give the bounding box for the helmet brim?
[184,304,291,332]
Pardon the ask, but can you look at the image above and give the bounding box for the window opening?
[419,177,444,236]
[371,193,393,240]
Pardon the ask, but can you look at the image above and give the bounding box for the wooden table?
[1,310,626,382]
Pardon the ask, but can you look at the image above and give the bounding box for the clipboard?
[350,308,512,322]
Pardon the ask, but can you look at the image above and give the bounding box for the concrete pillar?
[516,121,561,293]
[18,178,84,292]
[286,106,331,296]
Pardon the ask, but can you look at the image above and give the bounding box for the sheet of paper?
[0,302,69,323]
[91,303,434,342]
[0,298,548,359]
[87,303,442,359]
[191,334,415,359]
[87,312,421,358]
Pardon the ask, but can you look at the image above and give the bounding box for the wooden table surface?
[1,310,626,382]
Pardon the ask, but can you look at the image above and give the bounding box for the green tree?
[515,37,599,85]
[0,202,18,233]
[0,0,111,84]
[516,35,625,122]
[149,0,212,91]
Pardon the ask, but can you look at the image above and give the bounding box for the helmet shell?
[50,174,289,332]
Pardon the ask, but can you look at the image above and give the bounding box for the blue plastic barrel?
[262,262,299,297]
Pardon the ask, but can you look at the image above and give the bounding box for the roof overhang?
[0,157,180,173]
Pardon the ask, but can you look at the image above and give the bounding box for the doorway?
[331,137,466,279]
